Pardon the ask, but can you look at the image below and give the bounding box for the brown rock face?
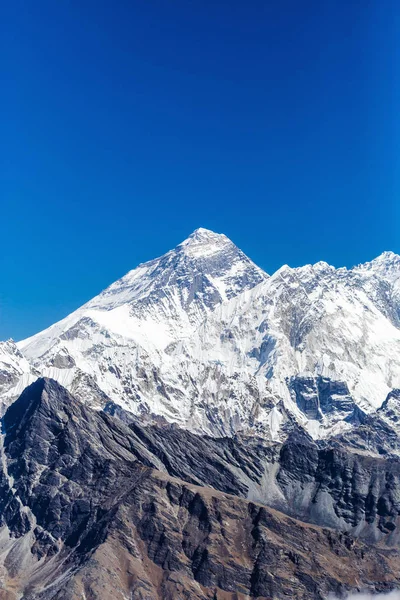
[32,471,400,600]
[0,379,399,599]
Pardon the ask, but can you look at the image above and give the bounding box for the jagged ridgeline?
[0,378,399,599]
[2,228,400,442]
[1,230,400,598]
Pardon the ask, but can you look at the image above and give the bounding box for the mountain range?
[3,227,400,441]
[1,229,400,598]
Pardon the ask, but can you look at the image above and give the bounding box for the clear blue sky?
[1,0,399,340]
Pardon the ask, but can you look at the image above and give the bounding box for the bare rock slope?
[0,379,400,599]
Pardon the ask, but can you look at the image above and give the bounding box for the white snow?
[6,232,400,440]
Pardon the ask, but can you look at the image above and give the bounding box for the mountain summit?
[83,227,267,314]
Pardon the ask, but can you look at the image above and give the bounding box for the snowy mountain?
[191,256,400,436]
[9,228,400,440]
[17,229,270,432]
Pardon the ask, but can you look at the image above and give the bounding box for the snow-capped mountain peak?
[179,226,227,245]
[178,227,231,257]
[83,227,267,312]
[17,230,269,422]
[9,233,400,442]
[355,251,400,283]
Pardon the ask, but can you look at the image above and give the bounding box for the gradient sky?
[2,0,400,340]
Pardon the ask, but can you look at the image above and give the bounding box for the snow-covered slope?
[12,229,400,440]
[20,228,267,355]
[187,257,400,436]
[18,228,272,431]
[0,340,38,409]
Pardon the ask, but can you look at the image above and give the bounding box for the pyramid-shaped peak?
[181,227,229,244]
[74,226,267,316]
[178,228,233,258]
[190,227,221,238]
[2,377,70,439]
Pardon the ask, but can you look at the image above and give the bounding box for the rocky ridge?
[0,379,400,598]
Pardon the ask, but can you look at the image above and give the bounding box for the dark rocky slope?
[0,379,400,598]
[108,401,400,545]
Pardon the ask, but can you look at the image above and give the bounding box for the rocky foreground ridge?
[0,379,400,599]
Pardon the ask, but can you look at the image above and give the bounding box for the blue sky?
[2,0,399,340]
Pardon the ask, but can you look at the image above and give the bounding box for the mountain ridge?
[0,229,397,442]
[0,377,400,598]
